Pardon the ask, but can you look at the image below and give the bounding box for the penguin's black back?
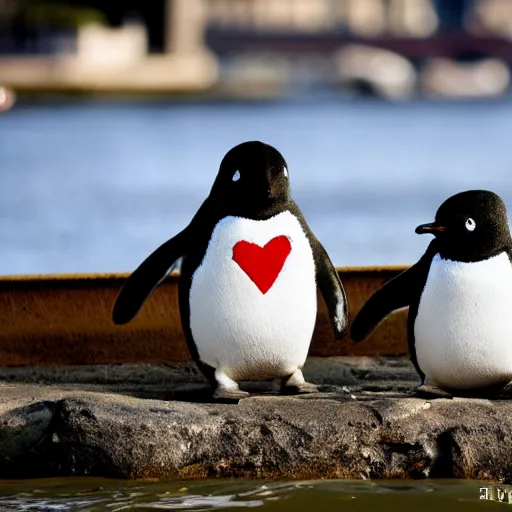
[404,242,441,383]
[405,245,437,382]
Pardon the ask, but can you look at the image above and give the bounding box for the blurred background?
[0,0,511,274]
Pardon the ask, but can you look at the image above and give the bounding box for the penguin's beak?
[415,222,446,235]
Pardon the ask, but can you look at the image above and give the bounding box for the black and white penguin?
[112,141,349,399]
[351,190,512,396]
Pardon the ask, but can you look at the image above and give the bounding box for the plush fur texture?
[189,211,317,382]
[415,252,512,389]
[112,141,349,392]
[232,235,292,294]
[351,190,512,392]
[419,190,512,263]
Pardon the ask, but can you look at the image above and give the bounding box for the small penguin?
[113,141,349,399]
[351,190,512,396]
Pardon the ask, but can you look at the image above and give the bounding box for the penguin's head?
[416,190,512,262]
[209,141,291,218]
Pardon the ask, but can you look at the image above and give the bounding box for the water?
[1,97,511,275]
[0,478,505,511]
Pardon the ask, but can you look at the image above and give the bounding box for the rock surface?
[1,357,512,482]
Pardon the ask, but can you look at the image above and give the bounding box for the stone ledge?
[1,358,511,482]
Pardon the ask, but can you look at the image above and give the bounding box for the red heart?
[232,236,292,294]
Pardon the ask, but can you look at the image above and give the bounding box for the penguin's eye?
[284,167,288,178]
[465,218,476,231]
[232,170,241,182]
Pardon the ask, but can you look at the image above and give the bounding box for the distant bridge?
[206,29,512,64]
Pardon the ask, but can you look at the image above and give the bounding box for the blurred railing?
[0,268,408,366]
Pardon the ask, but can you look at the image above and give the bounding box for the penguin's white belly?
[189,211,318,381]
[415,252,512,389]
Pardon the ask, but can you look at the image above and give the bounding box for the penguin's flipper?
[112,229,189,325]
[311,237,349,339]
[351,242,437,343]
[350,270,412,343]
[290,202,349,339]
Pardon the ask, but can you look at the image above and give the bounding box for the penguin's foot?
[213,388,250,400]
[414,384,453,399]
[297,382,320,394]
[281,382,320,395]
[213,369,249,401]
[280,369,319,395]
[445,382,509,399]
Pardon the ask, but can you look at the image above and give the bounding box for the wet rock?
[0,358,511,482]
[0,398,55,474]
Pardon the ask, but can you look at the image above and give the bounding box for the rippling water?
[1,97,511,275]
[0,479,503,511]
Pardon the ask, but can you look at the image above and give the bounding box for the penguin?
[351,190,512,397]
[112,141,349,399]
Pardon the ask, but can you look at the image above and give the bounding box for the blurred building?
[472,0,512,36]
[206,0,512,38]
[207,0,438,37]
[0,0,218,93]
[1,0,512,99]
